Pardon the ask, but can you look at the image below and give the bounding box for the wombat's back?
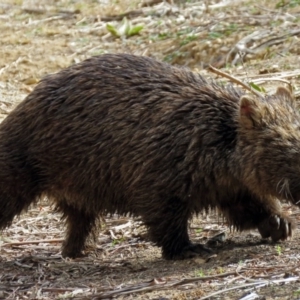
[0,54,240,216]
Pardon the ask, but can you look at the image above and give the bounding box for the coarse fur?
[0,54,297,259]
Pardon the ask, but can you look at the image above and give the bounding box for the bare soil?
[1,0,300,299]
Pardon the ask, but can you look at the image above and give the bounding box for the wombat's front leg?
[257,214,293,242]
[142,197,211,260]
[220,191,294,241]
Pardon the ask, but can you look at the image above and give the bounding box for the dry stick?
[101,10,143,22]
[14,261,35,268]
[42,288,81,293]
[89,271,242,299]
[22,8,47,14]
[0,100,14,107]
[236,267,258,283]
[207,65,262,98]
[1,238,63,247]
[250,70,300,79]
[252,29,300,53]
[227,30,271,65]
[198,277,299,300]
[25,15,66,26]
[250,78,291,85]
[239,263,300,280]
[22,7,79,15]
[229,29,300,66]
[1,283,35,289]
[251,78,292,92]
[170,271,244,286]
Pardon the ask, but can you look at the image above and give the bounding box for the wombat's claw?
[258,215,293,242]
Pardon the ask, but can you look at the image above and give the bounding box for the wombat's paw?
[163,243,213,260]
[61,247,84,259]
[258,215,293,242]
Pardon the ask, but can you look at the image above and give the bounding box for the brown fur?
[0,54,297,259]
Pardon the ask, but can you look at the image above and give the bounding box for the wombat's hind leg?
[57,202,97,258]
[143,197,212,260]
[0,189,39,230]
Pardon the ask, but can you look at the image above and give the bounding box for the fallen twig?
[207,65,262,97]
[199,276,299,300]
[101,10,143,22]
[84,271,242,299]
[1,238,63,247]
[228,29,300,65]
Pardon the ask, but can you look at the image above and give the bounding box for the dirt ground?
[1,0,300,299]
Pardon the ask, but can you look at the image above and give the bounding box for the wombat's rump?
[0,54,297,259]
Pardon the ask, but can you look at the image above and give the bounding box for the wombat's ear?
[274,86,294,102]
[239,95,262,129]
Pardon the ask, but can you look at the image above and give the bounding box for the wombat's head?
[237,86,300,205]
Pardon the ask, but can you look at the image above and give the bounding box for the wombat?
[0,53,297,260]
